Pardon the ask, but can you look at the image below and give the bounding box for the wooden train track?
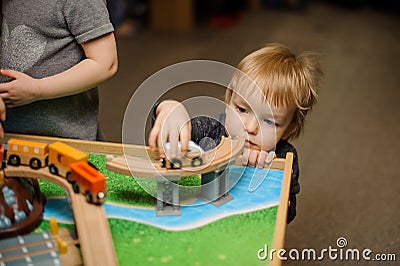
[3,166,118,266]
[106,136,245,178]
[4,133,246,178]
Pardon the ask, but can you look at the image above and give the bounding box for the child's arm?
[0,33,118,107]
[148,100,191,158]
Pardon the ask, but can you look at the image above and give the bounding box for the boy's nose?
[245,116,258,134]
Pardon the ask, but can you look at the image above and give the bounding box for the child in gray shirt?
[0,0,118,140]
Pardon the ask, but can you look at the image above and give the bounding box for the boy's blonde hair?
[226,43,323,140]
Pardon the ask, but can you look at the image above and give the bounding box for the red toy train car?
[70,161,106,204]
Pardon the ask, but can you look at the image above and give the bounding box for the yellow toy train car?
[7,139,49,169]
[48,142,88,179]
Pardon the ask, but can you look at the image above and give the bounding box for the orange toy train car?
[70,161,106,204]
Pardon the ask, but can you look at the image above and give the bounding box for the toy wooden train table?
[1,133,293,266]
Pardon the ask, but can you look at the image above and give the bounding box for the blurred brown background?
[100,0,399,264]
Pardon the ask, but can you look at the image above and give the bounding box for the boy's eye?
[264,119,276,126]
[237,106,247,113]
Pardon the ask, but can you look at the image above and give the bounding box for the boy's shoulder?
[191,113,226,132]
[276,139,299,177]
[191,114,227,150]
[275,139,298,159]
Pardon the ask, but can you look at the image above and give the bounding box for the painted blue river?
[43,166,283,231]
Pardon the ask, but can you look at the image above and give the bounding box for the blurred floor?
[100,1,400,265]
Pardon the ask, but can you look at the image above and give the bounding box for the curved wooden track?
[106,136,245,177]
[3,166,117,266]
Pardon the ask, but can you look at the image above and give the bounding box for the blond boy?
[149,43,322,223]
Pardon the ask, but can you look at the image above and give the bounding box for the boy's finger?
[169,129,179,158]
[179,124,191,153]
[257,150,267,168]
[248,150,258,167]
[265,151,276,165]
[0,82,10,93]
[148,126,159,151]
[241,148,249,165]
[157,134,166,158]
[0,69,18,79]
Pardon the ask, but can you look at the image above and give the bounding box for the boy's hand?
[0,69,40,107]
[148,100,191,159]
[0,96,6,138]
[241,147,276,168]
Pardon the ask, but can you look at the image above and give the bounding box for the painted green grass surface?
[38,179,65,197]
[91,153,202,205]
[38,154,201,206]
[110,207,277,266]
[38,153,278,265]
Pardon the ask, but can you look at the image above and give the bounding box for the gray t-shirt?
[0,0,114,140]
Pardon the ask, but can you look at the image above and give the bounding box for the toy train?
[1,139,106,204]
[162,141,204,169]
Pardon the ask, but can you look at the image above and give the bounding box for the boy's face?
[225,92,295,151]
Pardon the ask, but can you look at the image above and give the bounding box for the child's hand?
[241,147,276,168]
[0,69,40,107]
[148,100,191,159]
[0,97,6,138]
